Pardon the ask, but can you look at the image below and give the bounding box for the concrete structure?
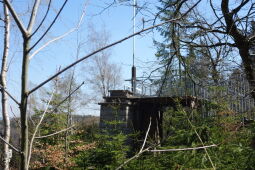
[99,90,199,141]
[99,90,133,134]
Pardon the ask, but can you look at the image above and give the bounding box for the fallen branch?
[150,144,217,152]
[116,142,217,170]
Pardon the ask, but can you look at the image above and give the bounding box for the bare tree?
[2,0,70,169]
[86,27,122,98]
[0,3,11,170]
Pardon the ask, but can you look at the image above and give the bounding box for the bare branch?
[10,106,21,128]
[29,0,68,51]
[150,144,217,152]
[30,28,76,60]
[231,0,249,14]
[115,147,150,170]
[178,24,226,34]
[28,1,201,95]
[27,0,42,33]
[35,125,75,139]
[51,81,84,111]
[28,80,84,166]
[116,117,217,169]
[0,135,21,154]
[27,88,55,167]
[221,0,244,41]
[3,0,27,36]
[139,117,151,153]
[94,0,116,16]
[116,117,152,170]
[31,0,52,37]
[158,54,175,96]
[209,0,225,27]
[0,84,20,105]
[179,33,236,48]
[29,4,86,60]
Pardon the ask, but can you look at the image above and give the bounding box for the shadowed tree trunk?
[221,0,255,99]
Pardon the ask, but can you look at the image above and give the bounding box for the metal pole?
[131,0,137,94]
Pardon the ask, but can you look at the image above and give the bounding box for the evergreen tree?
[155,1,227,95]
[154,0,195,96]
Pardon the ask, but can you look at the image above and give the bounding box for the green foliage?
[33,111,67,145]
[73,105,129,169]
[74,131,129,169]
[71,102,255,169]
[29,80,255,169]
[124,106,255,170]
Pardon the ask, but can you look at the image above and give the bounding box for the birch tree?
[0,3,11,170]
[86,27,122,98]
[2,0,71,169]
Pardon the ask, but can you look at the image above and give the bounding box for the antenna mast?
[131,0,137,94]
[133,0,136,66]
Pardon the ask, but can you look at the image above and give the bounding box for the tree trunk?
[238,46,255,99]
[65,72,74,163]
[221,0,255,100]
[1,4,11,170]
[20,37,30,170]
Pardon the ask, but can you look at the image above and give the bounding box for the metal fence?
[134,72,255,119]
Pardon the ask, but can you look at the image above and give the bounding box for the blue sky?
[1,0,162,116]
[25,0,161,87]
[0,0,246,117]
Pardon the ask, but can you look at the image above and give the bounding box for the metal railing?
[132,72,255,119]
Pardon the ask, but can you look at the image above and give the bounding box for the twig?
[27,80,84,166]
[116,104,218,169]
[51,81,84,111]
[35,125,75,139]
[115,147,150,170]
